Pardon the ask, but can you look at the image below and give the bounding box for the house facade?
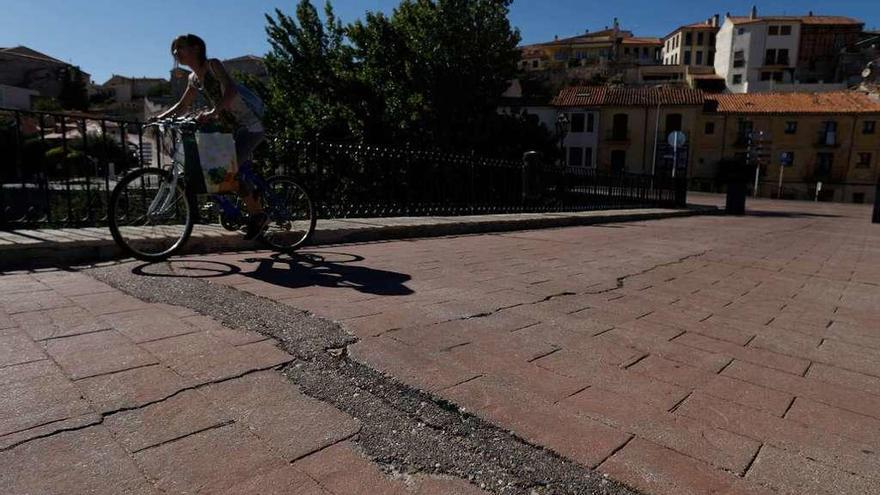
[553,86,705,174]
[714,9,862,93]
[693,91,880,203]
[0,46,91,100]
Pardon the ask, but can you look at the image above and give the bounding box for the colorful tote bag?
[195,132,238,193]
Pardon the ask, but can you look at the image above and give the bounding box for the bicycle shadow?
[240,252,414,297]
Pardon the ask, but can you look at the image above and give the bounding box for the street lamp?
[555,113,570,166]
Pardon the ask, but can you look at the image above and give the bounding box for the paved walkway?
[0,271,490,494]
[173,197,880,495]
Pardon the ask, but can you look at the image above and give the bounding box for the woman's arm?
[202,59,238,118]
[156,82,197,119]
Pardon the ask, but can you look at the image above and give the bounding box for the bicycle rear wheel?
[258,175,316,253]
[108,168,195,261]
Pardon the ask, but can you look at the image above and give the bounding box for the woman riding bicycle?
[157,34,267,240]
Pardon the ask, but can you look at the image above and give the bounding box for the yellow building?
[693,91,880,203]
[519,19,661,73]
[553,86,705,174]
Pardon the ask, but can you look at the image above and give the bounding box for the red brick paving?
[0,272,488,494]
[190,198,880,494]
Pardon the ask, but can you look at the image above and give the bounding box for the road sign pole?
[777,163,784,199]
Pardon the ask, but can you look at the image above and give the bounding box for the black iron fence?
[0,108,686,229]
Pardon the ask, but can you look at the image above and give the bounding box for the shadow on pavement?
[132,260,242,278]
[241,252,414,296]
[744,211,845,218]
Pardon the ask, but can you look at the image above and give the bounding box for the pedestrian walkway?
[0,206,712,270]
[177,197,880,494]
[0,271,491,494]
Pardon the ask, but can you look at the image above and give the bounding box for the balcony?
[815,132,840,148]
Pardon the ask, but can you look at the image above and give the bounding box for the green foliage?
[58,67,89,111]
[33,97,63,112]
[263,0,557,159]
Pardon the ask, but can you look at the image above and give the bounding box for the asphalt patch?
[88,260,640,495]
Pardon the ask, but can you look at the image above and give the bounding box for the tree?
[264,1,356,142]
[58,66,89,111]
[263,0,557,159]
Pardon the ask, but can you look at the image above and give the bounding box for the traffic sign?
[667,131,687,147]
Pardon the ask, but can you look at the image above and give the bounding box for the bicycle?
[108,116,316,261]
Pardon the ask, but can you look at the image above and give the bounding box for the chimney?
[808,11,814,17]
[554,35,559,41]
[613,17,620,30]
[750,6,758,20]
[713,14,720,27]
[725,12,731,19]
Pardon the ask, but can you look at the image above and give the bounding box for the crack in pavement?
[86,262,640,495]
[0,363,287,453]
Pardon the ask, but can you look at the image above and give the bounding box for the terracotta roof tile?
[729,15,862,26]
[705,91,880,114]
[622,37,662,45]
[553,86,705,107]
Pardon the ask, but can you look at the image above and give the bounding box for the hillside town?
[4,3,880,495]
[1,5,879,206]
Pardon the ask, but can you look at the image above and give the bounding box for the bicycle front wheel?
[108,168,195,261]
[259,176,316,253]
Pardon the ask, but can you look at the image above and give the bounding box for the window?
[685,32,693,45]
[737,119,753,141]
[853,193,866,204]
[737,28,745,35]
[684,51,692,65]
[709,33,716,47]
[587,113,595,133]
[769,25,779,36]
[707,51,715,65]
[612,114,629,140]
[624,47,631,55]
[763,71,783,81]
[733,74,743,84]
[780,25,792,35]
[570,113,586,133]
[532,60,539,68]
[697,32,704,45]
[857,153,872,168]
[785,121,798,134]
[611,150,627,174]
[733,50,745,68]
[816,153,834,175]
[864,121,876,134]
[765,49,777,65]
[568,147,584,167]
[761,71,772,81]
[696,51,703,65]
[777,49,789,65]
[584,147,593,167]
[666,113,683,132]
[705,122,715,135]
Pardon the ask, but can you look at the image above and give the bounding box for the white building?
[715,8,858,93]
[0,84,39,110]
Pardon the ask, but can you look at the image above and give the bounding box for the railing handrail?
[0,106,144,126]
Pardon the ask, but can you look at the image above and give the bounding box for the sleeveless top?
[189,60,264,133]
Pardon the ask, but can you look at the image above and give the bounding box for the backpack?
[236,82,265,120]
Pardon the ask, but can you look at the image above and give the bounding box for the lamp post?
[555,113,570,166]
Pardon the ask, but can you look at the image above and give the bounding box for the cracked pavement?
[3,196,880,494]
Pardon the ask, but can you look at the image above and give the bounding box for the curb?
[0,206,719,270]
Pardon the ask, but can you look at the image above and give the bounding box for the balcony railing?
[0,107,688,228]
[815,132,840,148]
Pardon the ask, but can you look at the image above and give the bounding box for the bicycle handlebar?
[142,115,199,131]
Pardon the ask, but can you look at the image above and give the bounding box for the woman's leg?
[234,128,265,214]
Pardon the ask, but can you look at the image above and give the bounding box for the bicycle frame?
[143,116,283,224]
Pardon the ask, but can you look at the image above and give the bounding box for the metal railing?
[1,108,686,229]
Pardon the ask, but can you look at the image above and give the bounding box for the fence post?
[522,151,539,207]
[873,180,880,224]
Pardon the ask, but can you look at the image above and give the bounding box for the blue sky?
[2,0,877,84]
